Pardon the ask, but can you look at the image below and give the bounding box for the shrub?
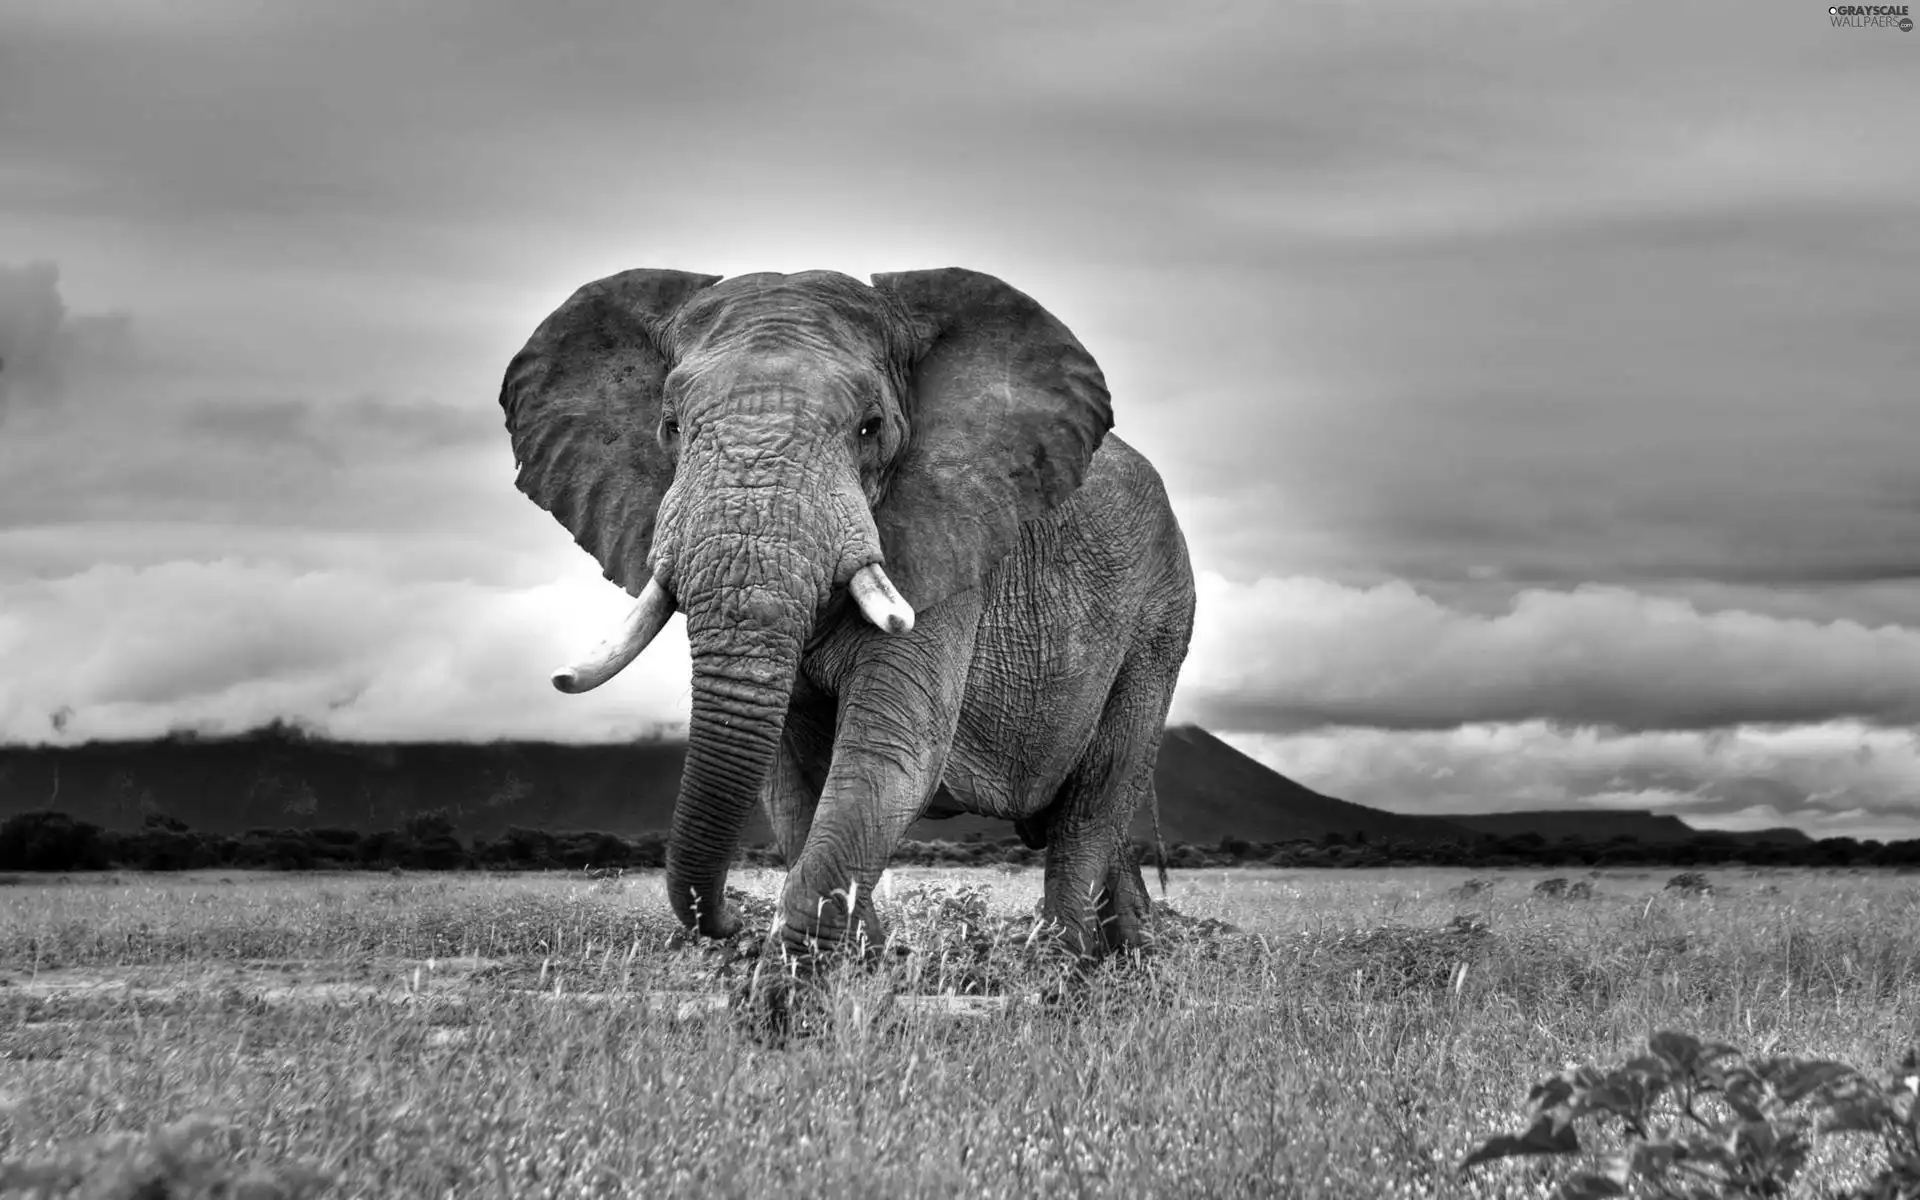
[550,831,630,869]
[1464,1031,1920,1199]
[109,828,209,871]
[1534,878,1595,900]
[0,811,110,872]
[474,827,558,868]
[236,831,317,870]
[407,834,470,870]
[1666,871,1714,896]
[357,830,417,867]
[629,831,667,868]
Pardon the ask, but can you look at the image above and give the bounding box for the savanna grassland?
[1,866,1917,1198]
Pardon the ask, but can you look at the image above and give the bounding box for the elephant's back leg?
[763,694,835,867]
[1039,646,1184,957]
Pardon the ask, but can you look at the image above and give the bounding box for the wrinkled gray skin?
[500,267,1194,959]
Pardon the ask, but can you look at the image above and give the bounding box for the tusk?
[849,563,915,634]
[551,577,676,694]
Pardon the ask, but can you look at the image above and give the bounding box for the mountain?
[0,723,1815,850]
[1432,809,1813,847]
[0,722,1463,846]
[0,726,691,838]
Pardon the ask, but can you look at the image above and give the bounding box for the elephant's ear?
[499,269,722,596]
[868,268,1113,610]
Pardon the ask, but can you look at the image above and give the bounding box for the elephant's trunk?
[663,535,823,936]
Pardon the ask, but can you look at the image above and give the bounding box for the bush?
[629,831,667,869]
[1666,871,1714,896]
[474,827,559,868]
[407,835,470,870]
[1464,1031,1920,1199]
[357,830,417,868]
[0,811,110,872]
[108,828,210,871]
[236,831,317,870]
[1534,878,1595,900]
[544,830,628,869]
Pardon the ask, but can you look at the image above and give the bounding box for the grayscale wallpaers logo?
[1829,3,1913,27]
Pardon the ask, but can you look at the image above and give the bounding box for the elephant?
[499,266,1195,961]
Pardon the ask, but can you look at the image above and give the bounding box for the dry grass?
[1,865,1916,1198]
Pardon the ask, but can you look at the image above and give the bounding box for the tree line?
[2,808,1915,875]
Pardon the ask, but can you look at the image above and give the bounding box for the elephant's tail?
[1151,791,1168,897]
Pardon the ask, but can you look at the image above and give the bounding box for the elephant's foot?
[731,919,896,1045]
[700,903,744,939]
[1041,848,1156,961]
[664,894,746,948]
[1095,854,1154,954]
[777,876,888,961]
[730,948,831,1046]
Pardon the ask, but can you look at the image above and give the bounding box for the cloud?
[1219,722,1920,843]
[0,264,684,743]
[0,261,133,416]
[0,262,66,409]
[1173,572,1920,733]
[0,557,696,745]
[6,2,1915,598]
[1116,197,1920,593]
[0,261,559,592]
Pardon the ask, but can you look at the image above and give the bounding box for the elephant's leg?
[1039,766,1136,959]
[761,691,836,868]
[1096,782,1158,952]
[777,597,981,957]
[1041,661,1177,958]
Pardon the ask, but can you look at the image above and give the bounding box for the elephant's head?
[500,268,1112,935]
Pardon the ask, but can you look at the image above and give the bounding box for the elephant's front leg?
[776,599,979,957]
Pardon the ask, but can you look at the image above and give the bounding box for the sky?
[2,0,1916,840]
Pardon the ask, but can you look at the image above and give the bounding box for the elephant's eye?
[857,416,881,440]
[660,416,680,443]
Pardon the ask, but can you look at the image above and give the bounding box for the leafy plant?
[1536,877,1596,899]
[1463,1031,1920,1198]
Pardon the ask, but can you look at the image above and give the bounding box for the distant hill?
[0,722,1817,851]
[0,728,692,839]
[1432,809,1813,848]
[5,722,1445,845]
